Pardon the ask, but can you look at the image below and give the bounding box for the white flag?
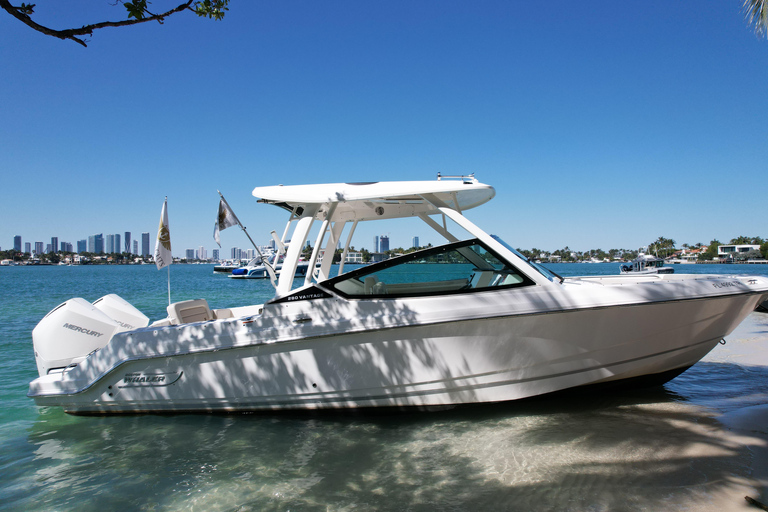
[213,197,238,247]
[154,197,172,270]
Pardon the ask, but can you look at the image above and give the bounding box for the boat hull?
[29,292,759,414]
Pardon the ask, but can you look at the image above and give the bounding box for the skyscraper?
[412,236,419,248]
[77,240,86,253]
[198,246,207,260]
[212,249,219,261]
[124,232,131,253]
[34,241,44,255]
[186,249,195,260]
[379,235,389,253]
[94,234,104,254]
[51,237,58,254]
[133,240,138,254]
[13,236,21,252]
[86,234,101,254]
[115,234,121,254]
[106,234,115,254]
[373,236,379,253]
[141,232,150,256]
[24,242,31,254]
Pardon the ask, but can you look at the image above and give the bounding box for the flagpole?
[166,196,171,306]
[217,191,278,285]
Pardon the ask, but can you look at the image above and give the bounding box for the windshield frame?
[320,238,536,299]
[490,235,564,283]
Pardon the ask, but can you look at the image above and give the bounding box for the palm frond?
[743,0,768,38]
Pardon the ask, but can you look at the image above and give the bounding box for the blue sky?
[1,1,766,257]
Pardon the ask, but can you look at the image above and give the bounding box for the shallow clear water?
[1,263,768,511]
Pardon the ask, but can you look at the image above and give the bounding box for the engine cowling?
[32,294,149,377]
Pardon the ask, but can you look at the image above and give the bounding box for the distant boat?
[620,253,674,275]
[229,254,312,279]
[213,260,246,274]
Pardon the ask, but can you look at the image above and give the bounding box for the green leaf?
[194,0,229,20]
[124,0,149,20]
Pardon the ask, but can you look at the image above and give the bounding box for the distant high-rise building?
[106,234,115,254]
[34,241,44,255]
[45,244,52,253]
[373,236,379,253]
[115,234,121,254]
[231,247,241,259]
[51,237,58,253]
[186,249,195,260]
[412,236,419,248]
[61,242,73,252]
[13,235,21,252]
[380,235,389,253]
[198,246,207,260]
[141,233,150,256]
[133,240,138,254]
[124,232,131,253]
[212,249,219,261]
[77,240,86,253]
[24,242,31,254]
[95,234,104,254]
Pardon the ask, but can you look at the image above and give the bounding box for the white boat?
[28,177,768,414]
[229,254,312,280]
[212,260,246,274]
[620,252,674,275]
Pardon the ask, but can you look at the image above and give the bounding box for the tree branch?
[0,0,195,47]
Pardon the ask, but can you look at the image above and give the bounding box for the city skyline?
[5,227,763,260]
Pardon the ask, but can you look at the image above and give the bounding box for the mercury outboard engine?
[32,294,149,377]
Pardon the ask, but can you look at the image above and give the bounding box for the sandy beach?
[683,311,768,511]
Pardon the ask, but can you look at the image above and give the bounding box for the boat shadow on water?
[20,361,768,512]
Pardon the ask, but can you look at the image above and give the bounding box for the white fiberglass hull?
[28,280,766,414]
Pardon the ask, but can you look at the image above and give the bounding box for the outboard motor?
[32,294,149,377]
[92,294,150,332]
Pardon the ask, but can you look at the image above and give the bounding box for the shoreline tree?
[0,0,229,47]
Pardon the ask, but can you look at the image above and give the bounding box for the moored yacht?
[28,177,768,414]
[229,254,312,279]
[620,252,674,275]
[213,260,246,274]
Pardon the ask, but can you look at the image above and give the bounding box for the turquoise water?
[2,263,768,511]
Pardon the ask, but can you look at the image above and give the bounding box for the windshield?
[322,239,535,298]
[490,235,563,283]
